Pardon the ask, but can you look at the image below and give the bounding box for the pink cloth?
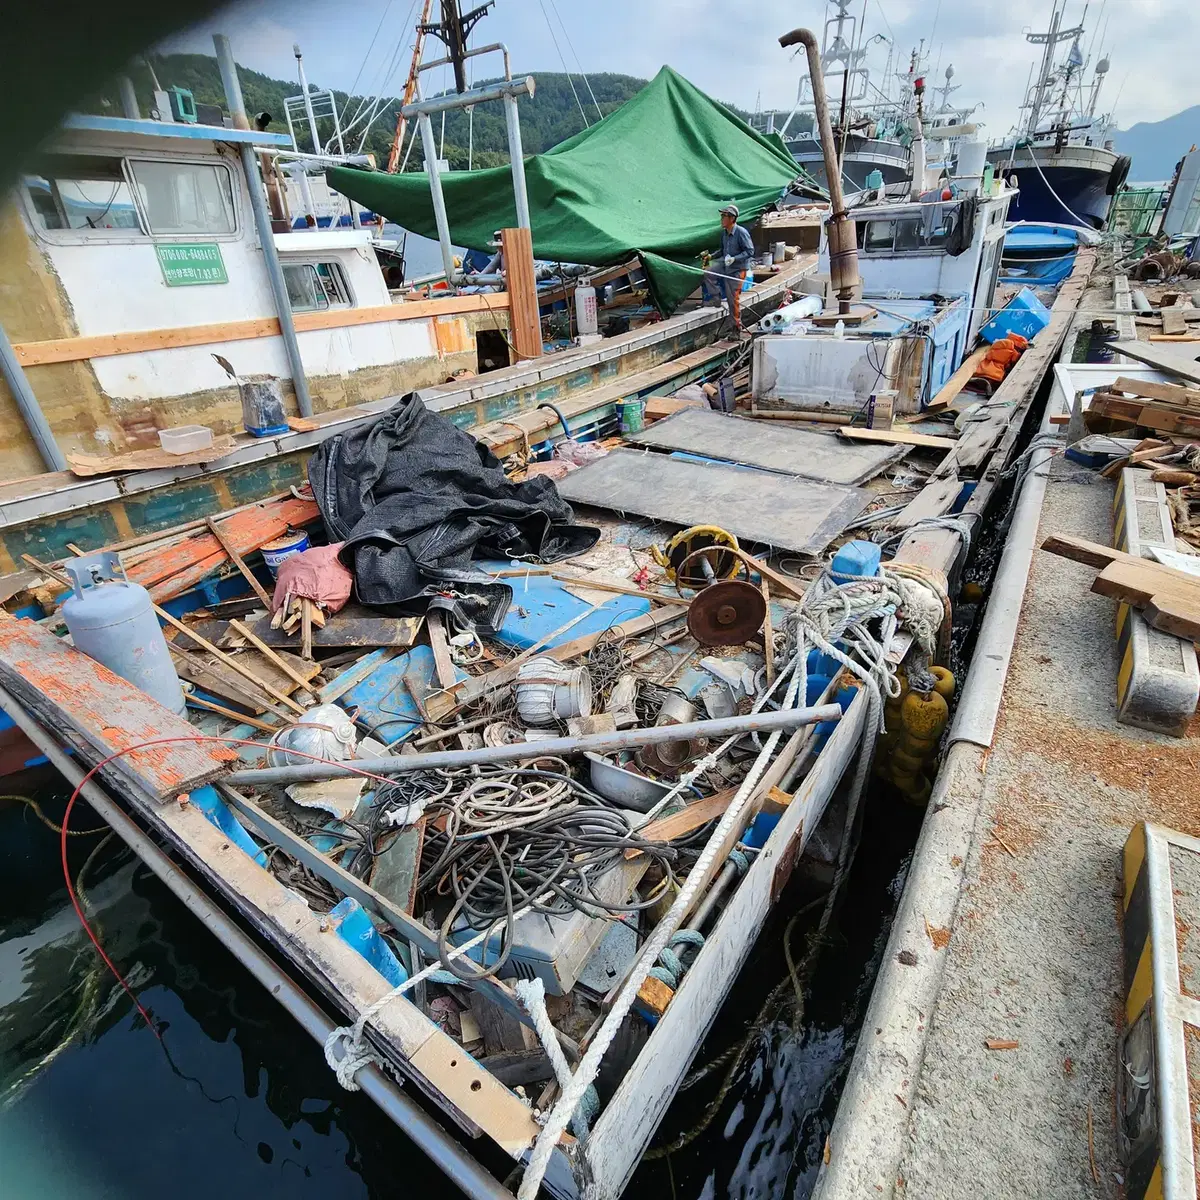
[271,543,353,614]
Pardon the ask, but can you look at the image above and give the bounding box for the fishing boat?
[769,0,914,192]
[0,15,1106,1200]
[986,0,1130,229]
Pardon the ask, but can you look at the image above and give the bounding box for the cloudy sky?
[165,0,1197,135]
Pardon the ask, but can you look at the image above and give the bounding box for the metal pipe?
[0,685,512,1200]
[503,93,532,230]
[418,112,458,285]
[0,320,67,471]
[118,76,141,120]
[264,148,374,167]
[228,704,844,787]
[294,44,323,153]
[779,27,860,311]
[283,161,318,225]
[213,35,314,418]
[401,75,534,119]
[420,42,512,82]
[212,36,249,131]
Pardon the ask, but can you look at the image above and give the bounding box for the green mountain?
[85,54,667,170]
[1113,106,1200,184]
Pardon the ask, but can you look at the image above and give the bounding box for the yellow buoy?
[930,666,955,700]
[900,689,949,742]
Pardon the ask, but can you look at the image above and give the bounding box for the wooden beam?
[205,518,274,608]
[926,346,988,411]
[1110,341,1200,386]
[228,618,318,695]
[1112,376,1200,410]
[501,227,542,361]
[11,293,510,367]
[838,426,957,449]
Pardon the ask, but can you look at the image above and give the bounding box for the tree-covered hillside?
[85,54,686,170]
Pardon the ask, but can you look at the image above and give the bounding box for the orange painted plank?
[127,498,320,601]
[501,228,541,361]
[12,293,510,367]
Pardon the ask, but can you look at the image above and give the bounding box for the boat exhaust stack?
[779,27,861,313]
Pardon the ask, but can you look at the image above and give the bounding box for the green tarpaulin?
[328,66,807,313]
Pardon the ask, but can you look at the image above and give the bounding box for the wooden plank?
[131,497,319,602]
[893,477,962,529]
[215,609,423,651]
[425,611,457,691]
[67,435,237,476]
[625,788,736,856]
[206,518,274,608]
[1040,532,1137,570]
[585,691,868,1197]
[1091,561,1200,640]
[185,695,281,733]
[1161,307,1190,336]
[1087,395,1200,438]
[170,646,292,717]
[158,605,306,715]
[0,618,233,802]
[228,618,318,694]
[1149,334,1200,342]
[1112,376,1200,409]
[11,293,511,367]
[838,426,956,450]
[926,346,988,411]
[644,395,707,422]
[502,227,542,361]
[1110,341,1200,386]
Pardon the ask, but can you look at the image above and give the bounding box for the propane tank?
[574,278,599,337]
[62,553,185,714]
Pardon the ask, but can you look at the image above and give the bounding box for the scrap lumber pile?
[1041,534,1200,641]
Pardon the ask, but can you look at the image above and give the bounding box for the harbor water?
[0,772,920,1199]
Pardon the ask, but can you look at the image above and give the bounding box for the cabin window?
[863,220,895,252]
[282,261,352,312]
[129,160,236,235]
[23,155,141,233]
[893,218,923,251]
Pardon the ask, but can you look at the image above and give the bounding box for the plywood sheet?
[556,448,870,555]
[629,408,906,485]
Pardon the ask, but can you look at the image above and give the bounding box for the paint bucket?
[261,529,310,578]
[514,657,593,725]
[617,397,646,435]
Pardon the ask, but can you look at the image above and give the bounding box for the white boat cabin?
[0,115,499,477]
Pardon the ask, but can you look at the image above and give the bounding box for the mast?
[421,0,495,95]
[386,0,434,173]
[1024,0,1084,136]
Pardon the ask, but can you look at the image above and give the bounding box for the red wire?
[60,733,402,1037]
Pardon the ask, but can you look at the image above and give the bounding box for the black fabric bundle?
[308,393,599,606]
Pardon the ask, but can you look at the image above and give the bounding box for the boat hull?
[788,135,910,191]
[988,143,1124,229]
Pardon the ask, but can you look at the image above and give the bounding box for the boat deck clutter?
[0,303,984,1195]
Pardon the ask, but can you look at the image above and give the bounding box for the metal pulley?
[667,535,767,648]
[652,524,741,589]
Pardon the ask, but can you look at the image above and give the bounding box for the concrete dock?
[815,275,1200,1198]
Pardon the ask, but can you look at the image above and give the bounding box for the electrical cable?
[537,0,589,131]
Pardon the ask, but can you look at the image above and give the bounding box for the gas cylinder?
[62,553,185,714]
[574,279,599,336]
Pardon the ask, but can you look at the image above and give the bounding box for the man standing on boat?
[701,202,755,327]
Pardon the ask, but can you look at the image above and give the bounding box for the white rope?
[322,893,554,1090]
[514,978,598,1137]
[516,670,805,1198]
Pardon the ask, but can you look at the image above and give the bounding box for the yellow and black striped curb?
[1121,822,1200,1200]
[1113,469,1198,737]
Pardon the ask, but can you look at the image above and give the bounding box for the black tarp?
[308,394,599,606]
